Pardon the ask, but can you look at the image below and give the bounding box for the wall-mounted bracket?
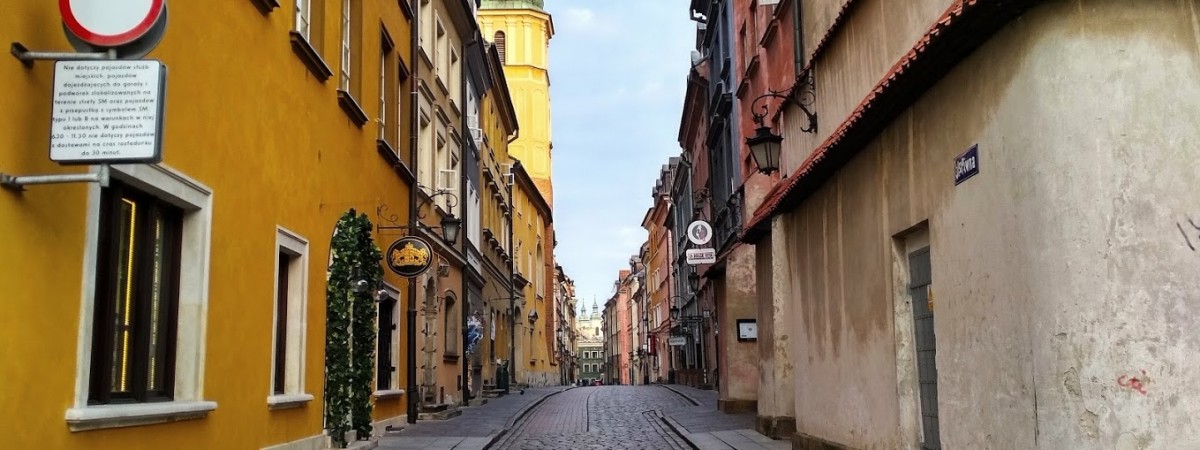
[11,42,116,68]
[1,164,110,192]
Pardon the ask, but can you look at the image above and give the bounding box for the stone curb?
[659,384,701,406]
[482,386,575,449]
[660,413,701,450]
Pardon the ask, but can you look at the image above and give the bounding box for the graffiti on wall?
[1178,217,1200,251]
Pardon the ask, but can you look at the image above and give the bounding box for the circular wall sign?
[60,0,165,47]
[686,220,713,246]
[386,237,434,278]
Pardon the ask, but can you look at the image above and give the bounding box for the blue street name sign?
[954,144,979,185]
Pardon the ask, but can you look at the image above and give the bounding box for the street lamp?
[439,215,461,245]
[746,126,782,175]
[745,87,817,174]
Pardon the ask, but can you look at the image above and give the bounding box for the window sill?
[418,46,434,68]
[398,0,413,19]
[377,139,417,184]
[289,31,333,82]
[443,353,460,363]
[267,393,315,410]
[373,389,406,400]
[66,400,217,432]
[434,76,449,96]
[337,90,369,127]
[250,0,279,14]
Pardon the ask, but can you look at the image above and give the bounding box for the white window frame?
[295,0,311,40]
[374,283,405,399]
[268,227,314,409]
[339,0,352,92]
[67,163,216,432]
[378,47,387,141]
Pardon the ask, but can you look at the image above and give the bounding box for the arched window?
[443,291,458,355]
[494,31,506,65]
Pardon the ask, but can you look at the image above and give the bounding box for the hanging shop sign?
[954,144,980,185]
[60,0,165,47]
[668,336,687,346]
[686,220,713,246]
[49,60,166,164]
[386,236,433,278]
[685,248,716,265]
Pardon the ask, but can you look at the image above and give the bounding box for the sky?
[544,1,696,308]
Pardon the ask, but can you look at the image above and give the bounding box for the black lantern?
[440,215,461,245]
[746,126,782,174]
[688,272,700,292]
[670,305,680,321]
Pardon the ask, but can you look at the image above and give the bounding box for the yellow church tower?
[479,0,555,204]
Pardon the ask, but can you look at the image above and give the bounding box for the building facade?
[643,159,679,384]
[729,0,796,438]
[554,265,578,385]
[510,161,556,386]
[477,0,555,203]
[575,301,604,384]
[742,1,1200,448]
[472,36,518,399]
[0,0,417,448]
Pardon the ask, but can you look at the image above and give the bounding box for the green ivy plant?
[325,209,383,448]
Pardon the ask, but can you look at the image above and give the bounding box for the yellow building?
[0,1,418,448]
[478,0,554,205]
[475,41,519,394]
[510,161,555,386]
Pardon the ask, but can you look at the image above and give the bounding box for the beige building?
[412,0,475,409]
[744,1,1200,449]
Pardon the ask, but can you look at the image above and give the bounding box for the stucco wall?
[781,1,1200,448]
[718,247,761,402]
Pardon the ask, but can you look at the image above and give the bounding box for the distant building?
[575,300,604,384]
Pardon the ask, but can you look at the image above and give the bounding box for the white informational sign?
[686,220,713,246]
[669,336,687,346]
[61,0,166,47]
[50,60,166,164]
[685,248,716,265]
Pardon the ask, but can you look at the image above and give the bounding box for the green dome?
[480,0,544,10]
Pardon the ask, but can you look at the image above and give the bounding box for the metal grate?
[909,247,940,450]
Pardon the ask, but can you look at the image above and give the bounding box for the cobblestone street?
[380,385,787,450]
[491,386,693,450]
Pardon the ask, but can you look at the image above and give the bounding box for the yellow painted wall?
[478,59,516,386]
[478,8,554,203]
[510,168,554,385]
[0,1,414,448]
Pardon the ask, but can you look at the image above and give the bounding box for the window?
[418,102,433,192]
[295,0,312,40]
[269,228,310,407]
[376,285,400,393]
[449,48,461,110]
[494,31,506,65]
[434,16,448,91]
[444,293,458,356]
[69,164,215,431]
[89,180,183,405]
[339,0,351,91]
[378,35,389,142]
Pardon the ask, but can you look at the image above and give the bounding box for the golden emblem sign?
[386,237,433,278]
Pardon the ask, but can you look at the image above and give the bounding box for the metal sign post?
[2,0,169,192]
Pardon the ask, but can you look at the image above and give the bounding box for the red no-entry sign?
[59,0,165,47]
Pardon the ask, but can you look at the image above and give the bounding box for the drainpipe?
[406,0,421,425]
[460,36,471,407]
[507,164,516,391]
[793,0,804,74]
